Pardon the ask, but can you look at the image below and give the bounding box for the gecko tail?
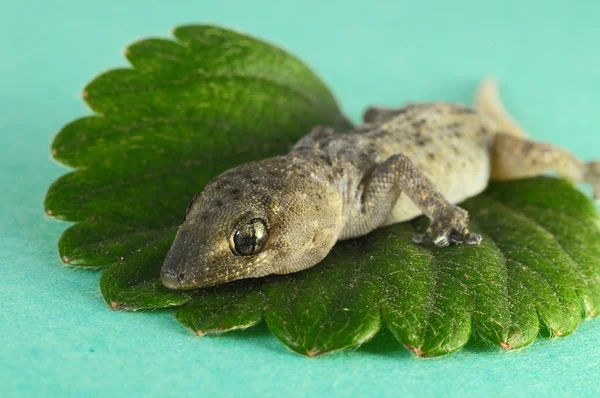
[585,161,600,200]
[475,77,528,138]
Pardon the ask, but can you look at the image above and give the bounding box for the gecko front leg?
[343,153,482,247]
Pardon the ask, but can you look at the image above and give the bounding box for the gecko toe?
[412,233,430,245]
[433,234,450,247]
[413,231,450,247]
[414,230,480,247]
[413,206,481,248]
[449,230,464,244]
[464,232,483,245]
[450,229,482,245]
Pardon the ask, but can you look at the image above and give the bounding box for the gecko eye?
[231,218,269,256]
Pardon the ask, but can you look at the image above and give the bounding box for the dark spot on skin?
[453,130,462,138]
[428,153,435,160]
[338,168,345,176]
[373,130,389,139]
[447,122,461,129]
[416,139,426,146]
[412,119,426,129]
[271,181,284,190]
[229,188,242,200]
[522,141,536,154]
[214,199,223,207]
[263,196,272,206]
[452,106,476,114]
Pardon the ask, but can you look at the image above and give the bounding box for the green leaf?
[45,25,600,357]
[45,24,351,308]
[175,281,264,336]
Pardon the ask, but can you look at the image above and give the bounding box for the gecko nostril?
[178,272,185,282]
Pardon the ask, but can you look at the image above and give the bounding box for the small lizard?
[161,79,600,290]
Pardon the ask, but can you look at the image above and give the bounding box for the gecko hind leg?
[343,153,482,246]
[492,133,600,200]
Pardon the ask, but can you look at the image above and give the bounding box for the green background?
[1,0,599,396]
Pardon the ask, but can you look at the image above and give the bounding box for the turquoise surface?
[2,0,600,396]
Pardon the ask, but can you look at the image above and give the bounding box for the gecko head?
[160,156,343,290]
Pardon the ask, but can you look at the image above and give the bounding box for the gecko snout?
[160,228,205,290]
[160,267,187,289]
[161,225,238,290]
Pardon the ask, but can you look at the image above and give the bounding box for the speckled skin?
[161,80,600,289]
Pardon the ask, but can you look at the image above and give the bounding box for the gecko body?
[161,80,600,290]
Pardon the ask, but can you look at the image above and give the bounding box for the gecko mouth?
[160,265,243,290]
[160,261,224,290]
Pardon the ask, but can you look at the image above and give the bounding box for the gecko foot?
[412,206,482,247]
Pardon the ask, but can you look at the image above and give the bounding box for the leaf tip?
[500,342,510,350]
[62,256,70,264]
[195,330,205,337]
[81,91,88,99]
[305,349,327,358]
[110,301,118,309]
[405,345,425,357]
[46,209,53,216]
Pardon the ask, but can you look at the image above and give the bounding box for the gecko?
[161,79,600,290]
